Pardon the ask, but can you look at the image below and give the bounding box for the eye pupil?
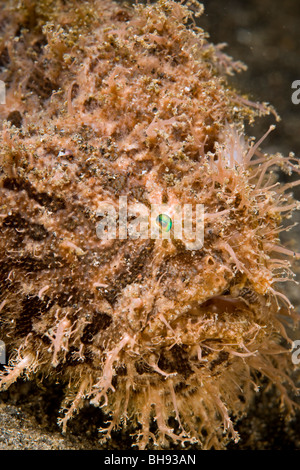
[156,214,172,232]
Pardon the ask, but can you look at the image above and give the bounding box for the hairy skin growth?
[0,0,299,449]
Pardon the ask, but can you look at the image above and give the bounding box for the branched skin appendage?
[0,0,299,449]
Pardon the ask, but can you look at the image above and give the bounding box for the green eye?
[156,214,172,232]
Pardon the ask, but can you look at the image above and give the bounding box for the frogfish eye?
[156,213,172,232]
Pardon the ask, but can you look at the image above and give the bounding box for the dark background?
[199,0,300,161]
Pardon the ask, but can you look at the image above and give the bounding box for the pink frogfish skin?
[0,0,299,450]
